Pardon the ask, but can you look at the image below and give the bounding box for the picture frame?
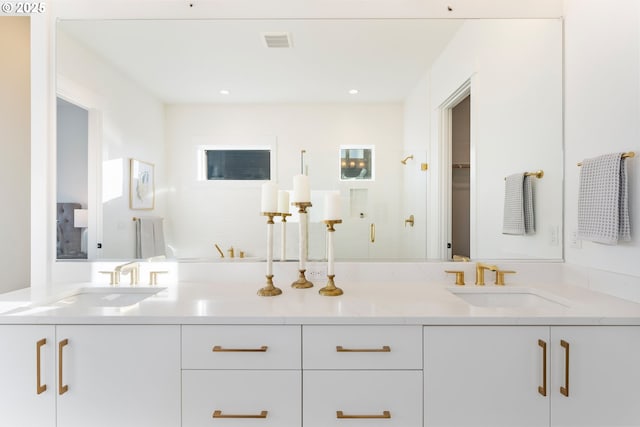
[129,158,155,210]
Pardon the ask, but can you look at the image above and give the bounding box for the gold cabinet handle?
[538,339,547,397]
[560,339,570,397]
[336,345,391,352]
[36,338,47,395]
[337,410,391,419]
[212,410,268,419]
[370,223,375,243]
[58,339,69,395]
[212,345,268,352]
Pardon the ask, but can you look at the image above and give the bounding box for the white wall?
[563,0,640,277]
[402,75,430,259]
[56,30,166,260]
[164,103,404,260]
[404,19,564,260]
[0,17,31,293]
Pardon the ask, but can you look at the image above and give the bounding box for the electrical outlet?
[569,230,582,249]
[549,225,559,246]
[305,263,325,279]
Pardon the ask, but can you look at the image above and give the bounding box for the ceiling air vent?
[262,32,293,48]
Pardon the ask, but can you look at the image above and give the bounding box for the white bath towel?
[135,217,166,258]
[577,153,630,244]
[503,174,535,235]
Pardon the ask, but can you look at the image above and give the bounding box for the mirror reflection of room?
[56,18,563,262]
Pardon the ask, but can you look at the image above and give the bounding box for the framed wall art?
[130,158,155,210]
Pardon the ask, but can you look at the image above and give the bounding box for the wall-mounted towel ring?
[577,151,634,166]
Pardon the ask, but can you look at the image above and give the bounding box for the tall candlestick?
[292,174,310,203]
[291,201,313,288]
[258,212,282,297]
[319,220,343,296]
[280,213,291,261]
[261,182,278,213]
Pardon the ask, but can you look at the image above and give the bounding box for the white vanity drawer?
[302,325,422,369]
[181,325,300,369]
[182,370,301,427]
[303,370,422,427]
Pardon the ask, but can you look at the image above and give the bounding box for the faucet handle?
[495,270,516,286]
[149,271,168,286]
[99,271,118,286]
[445,270,465,286]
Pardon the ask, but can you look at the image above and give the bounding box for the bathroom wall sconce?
[400,155,414,165]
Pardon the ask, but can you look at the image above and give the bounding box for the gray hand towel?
[577,152,630,244]
[503,174,536,235]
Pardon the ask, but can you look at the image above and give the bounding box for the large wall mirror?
[55,18,563,262]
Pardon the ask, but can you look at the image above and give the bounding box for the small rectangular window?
[205,149,271,181]
[340,145,374,181]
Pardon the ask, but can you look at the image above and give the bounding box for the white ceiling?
[59,19,464,103]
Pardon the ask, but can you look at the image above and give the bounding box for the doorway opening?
[56,97,89,259]
[450,95,470,259]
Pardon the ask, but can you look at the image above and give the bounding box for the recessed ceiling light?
[348,89,359,95]
[220,89,230,95]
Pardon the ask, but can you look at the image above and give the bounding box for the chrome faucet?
[475,262,498,286]
[114,261,140,286]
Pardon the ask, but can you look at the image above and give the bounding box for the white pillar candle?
[261,182,278,213]
[324,191,341,220]
[277,190,290,214]
[292,174,310,203]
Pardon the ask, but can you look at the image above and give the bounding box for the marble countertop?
[1,279,640,325]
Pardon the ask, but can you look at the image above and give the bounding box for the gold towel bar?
[504,170,544,180]
[577,151,635,166]
[132,217,139,221]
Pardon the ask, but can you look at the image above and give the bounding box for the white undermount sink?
[52,287,166,308]
[449,287,569,309]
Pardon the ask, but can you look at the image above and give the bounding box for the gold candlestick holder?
[258,212,282,297]
[319,219,343,296]
[291,202,314,289]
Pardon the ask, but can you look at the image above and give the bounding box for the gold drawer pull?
[560,339,570,397]
[336,345,391,352]
[337,410,391,419]
[212,410,268,419]
[58,339,69,395]
[212,345,268,352]
[36,338,47,395]
[538,339,547,397]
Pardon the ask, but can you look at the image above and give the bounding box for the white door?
[550,326,640,427]
[424,326,550,426]
[56,325,180,427]
[0,325,56,427]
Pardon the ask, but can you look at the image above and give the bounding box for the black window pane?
[206,150,270,180]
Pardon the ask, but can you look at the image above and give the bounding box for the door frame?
[56,76,104,260]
